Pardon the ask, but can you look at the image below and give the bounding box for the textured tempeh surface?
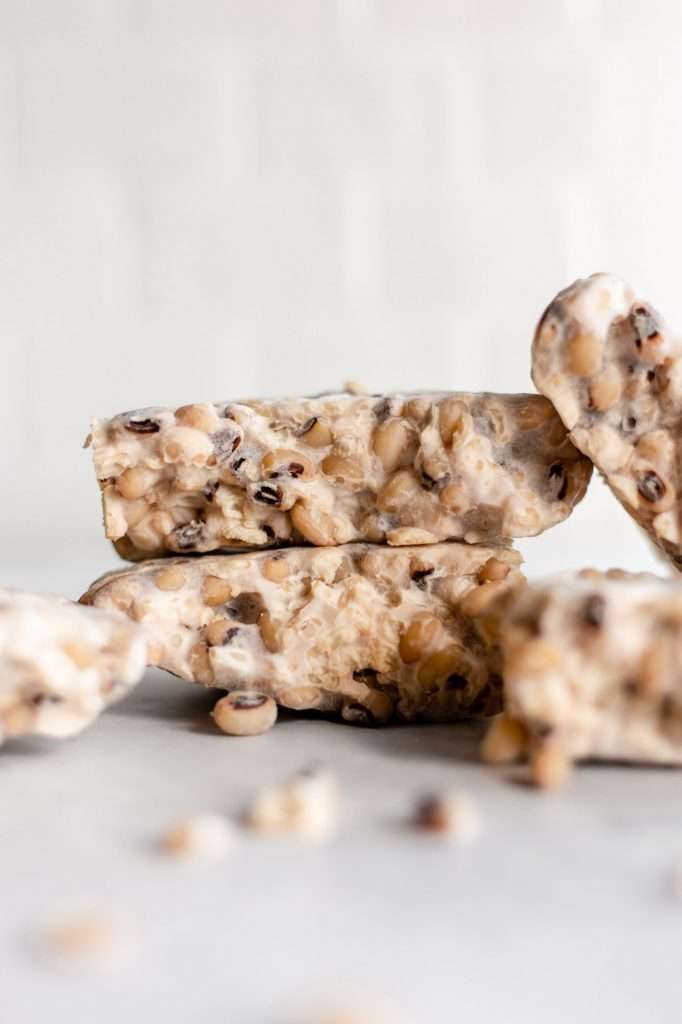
[532,273,682,570]
[88,391,591,560]
[81,542,524,724]
[495,569,682,766]
[0,590,145,744]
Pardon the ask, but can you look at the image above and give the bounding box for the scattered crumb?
[33,912,139,973]
[245,764,339,841]
[161,813,235,862]
[413,791,480,843]
[530,744,571,790]
[343,379,368,395]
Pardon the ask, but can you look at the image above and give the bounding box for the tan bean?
[320,452,364,484]
[290,503,336,545]
[460,580,506,617]
[530,743,571,790]
[174,403,218,433]
[299,417,333,447]
[480,715,527,764]
[160,426,213,466]
[189,642,214,685]
[261,557,290,583]
[477,557,510,583]
[439,398,472,447]
[506,638,562,677]
[417,645,465,689]
[404,396,431,425]
[399,616,442,664]
[439,482,468,513]
[564,331,602,376]
[154,566,187,591]
[205,617,238,647]
[202,575,233,606]
[259,611,283,653]
[261,448,316,481]
[212,692,277,736]
[387,527,438,546]
[516,397,555,431]
[376,469,420,512]
[116,467,158,500]
[277,686,322,710]
[589,366,622,411]
[372,418,417,473]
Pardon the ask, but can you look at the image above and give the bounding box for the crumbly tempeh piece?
[532,273,682,569]
[87,392,591,560]
[0,590,145,744]
[81,543,525,724]
[491,569,682,776]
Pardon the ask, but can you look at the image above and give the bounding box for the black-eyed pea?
[116,467,158,500]
[277,686,322,710]
[205,618,239,647]
[506,638,561,678]
[261,557,290,583]
[174,403,218,433]
[589,366,622,411]
[298,416,333,447]
[290,503,336,545]
[202,575,233,606]
[440,482,468,513]
[372,418,417,473]
[386,527,438,546]
[376,469,420,512]
[564,331,602,377]
[320,452,364,484]
[417,645,464,689]
[258,611,283,653]
[342,689,393,726]
[212,692,277,736]
[404,396,432,425]
[160,426,213,467]
[516,397,555,431]
[477,557,511,583]
[460,580,506,617]
[154,566,187,591]
[150,510,176,537]
[480,714,527,764]
[635,469,674,511]
[189,642,214,685]
[438,398,472,447]
[399,615,442,664]
[261,448,316,481]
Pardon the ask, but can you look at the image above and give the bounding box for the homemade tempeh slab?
[533,273,682,569]
[81,543,524,724]
[88,392,592,560]
[0,590,145,743]
[484,570,682,784]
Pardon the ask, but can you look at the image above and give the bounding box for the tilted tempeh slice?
[532,273,682,569]
[81,543,525,724]
[0,590,145,743]
[88,392,591,560]
[485,569,682,783]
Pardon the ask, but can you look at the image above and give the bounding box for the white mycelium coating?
[0,590,145,744]
[532,273,682,569]
[81,542,525,724]
[88,391,591,560]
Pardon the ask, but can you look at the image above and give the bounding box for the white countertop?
[2,518,681,1024]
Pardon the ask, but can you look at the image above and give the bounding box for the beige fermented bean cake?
[87,391,591,560]
[532,273,682,569]
[81,542,524,724]
[0,590,145,744]
[485,569,682,785]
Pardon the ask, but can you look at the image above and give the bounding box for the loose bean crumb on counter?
[413,791,481,842]
[245,765,339,841]
[161,813,236,862]
[33,912,140,973]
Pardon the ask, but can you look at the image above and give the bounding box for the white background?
[3,0,682,573]
[3,3,682,1023]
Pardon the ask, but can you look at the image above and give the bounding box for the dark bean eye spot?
[288,462,305,478]
[203,481,218,502]
[232,692,267,709]
[374,398,392,421]
[581,594,605,628]
[548,462,568,501]
[446,673,468,690]
[637,471,665,503]
[31,693,62,706]
[411,568,434,589]
[631,306,660,346]
[253,484,283,507]
[647,369,656,382]
[623,415,637,431]
[299,416,317,435]
[262,525,275,540]
[352,667,378,681]
[231,457,246,471]
[227,592,265,624]
[213,426,243,462]
[125,417,160,434]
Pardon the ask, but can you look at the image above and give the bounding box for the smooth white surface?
[2,540,682,1024]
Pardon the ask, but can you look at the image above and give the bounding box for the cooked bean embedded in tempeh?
[87,392,591,559]
[81,542,525,724]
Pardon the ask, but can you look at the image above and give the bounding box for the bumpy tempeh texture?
[88,392,591,560]
[81,543,524,724]
[532,273,682,569]
[496,570,682,767]
[0,590,145,743]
